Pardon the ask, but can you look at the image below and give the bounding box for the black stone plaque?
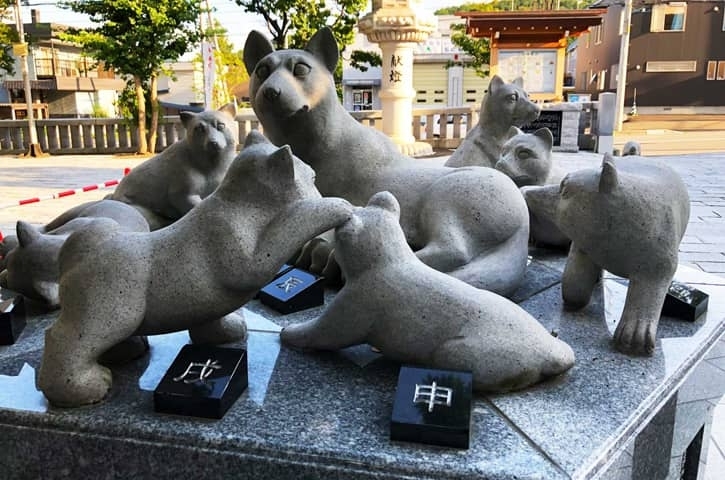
[661,281,709,322]
[253,263,295,299]
[154,344,248,419]
[390,365,473,449]
[521,111,563,146]
[258,268,324,315]
[0,296,26,345]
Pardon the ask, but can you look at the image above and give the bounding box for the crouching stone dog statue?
[444,75,540,168]
[244,28,530,296]
[38,131,352,407]
[282,192,575,392]
[0,200,149,308]
[108,103,238,230]
[550,154,690,355]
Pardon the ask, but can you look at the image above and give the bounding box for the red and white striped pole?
[0,168,130,210]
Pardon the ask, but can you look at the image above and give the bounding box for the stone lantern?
[358,0,437,157]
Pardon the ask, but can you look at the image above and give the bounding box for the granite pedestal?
[0,249,723,479]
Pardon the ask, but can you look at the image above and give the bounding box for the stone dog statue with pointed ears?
[551,153,690,355]
[243,28,529,296]
[38,131,352,407]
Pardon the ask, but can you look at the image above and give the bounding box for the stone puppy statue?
[495,127,570,248]
[0,200,149,308]
[38,131,352,407]
[445,75,541,168]
[243,28,530,296]
[495,127,561,188]
[554,154,690,354]
[282,192,575,392]
[109,103,238,230]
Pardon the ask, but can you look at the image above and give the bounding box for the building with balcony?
[572,0,725,113]
[0,10,125,119]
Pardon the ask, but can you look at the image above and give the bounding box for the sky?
[15,0,466,52]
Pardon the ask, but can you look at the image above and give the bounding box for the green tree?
[0,0,19,75]
[60,0,202,154]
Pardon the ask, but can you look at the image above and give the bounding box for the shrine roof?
[458,9,607,38]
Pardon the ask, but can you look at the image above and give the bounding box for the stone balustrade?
[0,104,599,155]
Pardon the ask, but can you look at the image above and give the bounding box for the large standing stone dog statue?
[243,28,530,296]
[445,75,540,168]
[108,103,238,230]
[38,131,353,407]
[0,200,149,308]
[550,153,690,355]
[282,191,575,392]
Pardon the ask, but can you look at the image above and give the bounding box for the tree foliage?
[0,0,19,75]
[435,0,583,14]
[60,0,202,154]
[235,0,366,51]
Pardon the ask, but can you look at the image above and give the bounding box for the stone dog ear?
[16,221,40,247]
[599,155,619,194]
[243,30,275,74]
[367,191,401,218]
[305,27,339,74]
[179,111,196,129]
[244,130,269,149]
[512,76,524,88]
[534,128,554,149]
[489,75,504,93]
[217,102,237,119]
[268,145,296,181]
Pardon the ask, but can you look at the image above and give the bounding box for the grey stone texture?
[444,75,541,168]
[0,200,149,308]
[281,192,575,393]
[556,154,691,354]
[109,103,238,230]
[36,132,353,407]
[243,28,530,296]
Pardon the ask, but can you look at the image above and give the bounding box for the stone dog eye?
[517,149,531,160]
[217,122,225,131]
[195,123,205,133]
[256,64,270,80]
[293,63,311,77]
[507,93,519,102]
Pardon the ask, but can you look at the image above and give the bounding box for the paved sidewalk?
[1,146,724,478]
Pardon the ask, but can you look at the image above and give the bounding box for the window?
[592,23,604,44]
[651,3,687,32]
[718,61,725,81]
[580,72,587,89]
[645,60,697,72]
[707,61,717,80]
[598,70,607,91]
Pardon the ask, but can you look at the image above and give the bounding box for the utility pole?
[615,0,633,132]
[13,0,43,156]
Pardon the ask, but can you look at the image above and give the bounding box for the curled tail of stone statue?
[621,141,641,157]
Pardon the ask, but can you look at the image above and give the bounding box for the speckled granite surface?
[0,252,723,480]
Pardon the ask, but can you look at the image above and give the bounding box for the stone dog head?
[496,128,554,187]
[243,28,339,127]
[180,103,238,156]
[482,75,540,127]
[222,130,321,202]
[334,191,408,276]
[0,221,66,308]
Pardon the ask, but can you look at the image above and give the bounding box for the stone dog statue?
[496,128,571,248]
[0,200,149,308]
[38,131,353,407]
[282,191,575,392]
[445,75,540,168]
[108,103,238,230]
[552,154,690,355]
[243,28,530,296]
